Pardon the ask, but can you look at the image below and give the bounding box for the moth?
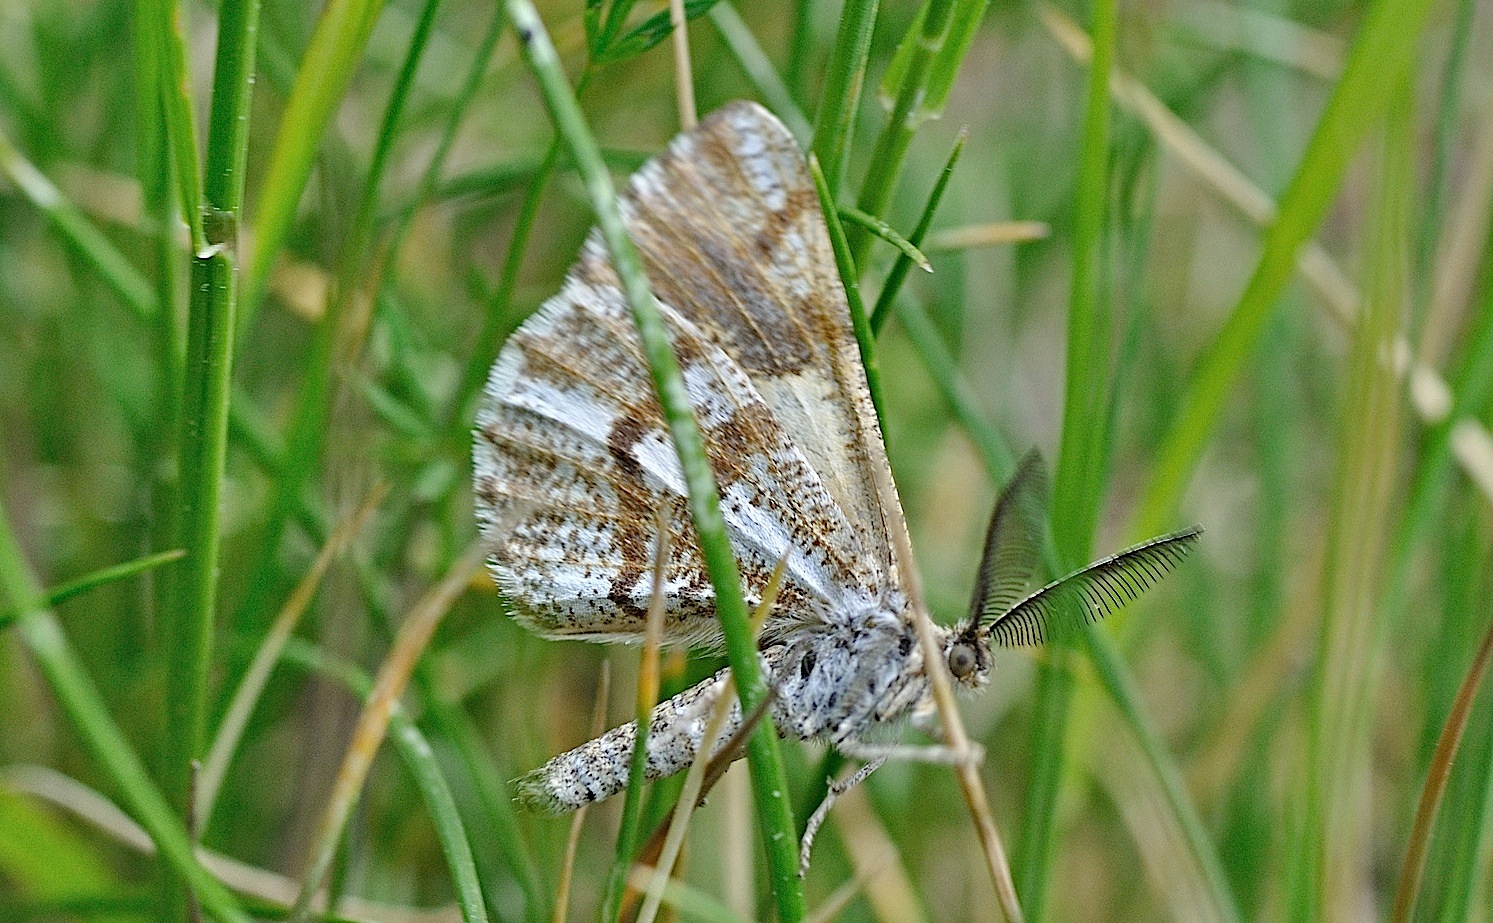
[471,101,1201,814]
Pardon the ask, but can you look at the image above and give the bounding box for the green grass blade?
[502,4,805,917]
[708,4,812,142]
[871,130,965,334]
[274,638,492,923]
[139,0,204,251]
[810,0,878,192]
[0,503,250,923]
[202,0,261,214]
[1133,0,1441,539]
[846,0,956,266]
[1296,90,1411,921]
[241,0,389,325]
[231,0,440,639]
[157,0,260,915]
[879,0,990,122]
[812,156,884,424]
[837,205,932,273]
[0,550,185,630]
[1019,0,1119,913]
[0,130,155,321]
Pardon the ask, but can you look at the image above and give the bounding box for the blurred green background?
[2,0,1491,920]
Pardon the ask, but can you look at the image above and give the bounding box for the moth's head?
[942,624,994,690]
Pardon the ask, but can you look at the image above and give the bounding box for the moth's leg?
[799,756,885,876]
[834,738,986,768]
[515,667,738,812]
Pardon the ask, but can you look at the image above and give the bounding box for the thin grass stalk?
[870,130,964,334]
[161,1,257,917]
[810,0,878,193]
[0,131,156,321]
[231,0,439,638]
[288,544,484,922]
[1040,4,1493,526]
[225,384,546,917]
[811,156,884,423]
[198,488,384,827]
[1298,94,1410,921]
[1376,251,1493,686]
[896,288,1240,918]
[1084,631,1243,922]
[418,690,547,923]
[0,551,185,631]
[638,561,787,923]
[0,503,250,923]
[1131,0,1440,539]
[501,4,806,917]
[669,0,697,131]
[130,1,185,437]
[624,868,754,923]
[600,519,671,923]
[837,205,932,271]
[240,0,388,327]
[141,0,204,250]
[708,4,812,142]
[1018,0,1118,913]
[273,640,492,923]
[554,664,609,923]
[1389,609,1493,923]
[393,5,505,263]
[342,0,443,270]
[1411,0,1476,341]
[202,0,261,213]
[845,0,955,267]
[893,297,1014,480]
[1412,510,1493,922]
[2,764,451,922]
[788,0,814,104]
[448,57,589,439]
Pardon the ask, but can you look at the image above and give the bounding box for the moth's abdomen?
[516,668,740,813]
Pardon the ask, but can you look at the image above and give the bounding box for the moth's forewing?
[577,103,904,585]
[473,104,903,646]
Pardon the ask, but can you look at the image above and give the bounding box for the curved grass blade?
[986,528,1202,647]
[0,550,184,631]
[0,503,251,923]
[837,206,931,272]
[870,130,965,334]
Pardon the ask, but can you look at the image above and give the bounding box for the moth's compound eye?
[948,642,979,679]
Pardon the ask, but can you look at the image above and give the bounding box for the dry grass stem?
[669,0,697,131]
[636,555,789,923]
[924,221,1051,250]
[554,661,611,923]
[198,483,389,823]
[877,457,1023,921]
[1,766,461,923]
[292,541,487,916]
[1041,1,1493,511]
[1388,612,1493,923]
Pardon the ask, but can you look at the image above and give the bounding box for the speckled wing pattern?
[472,102,900,648]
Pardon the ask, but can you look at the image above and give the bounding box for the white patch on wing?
[629,426,688,496]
